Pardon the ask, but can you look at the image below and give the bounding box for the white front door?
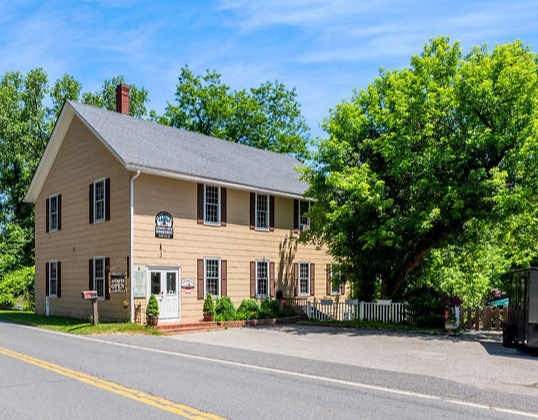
[149,268,180,320]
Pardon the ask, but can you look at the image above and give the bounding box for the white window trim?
[49,260,58,298]
[298,261,310,297]
[93,178,106,224]
[330,262,341,296]
[204,257,221,298]
[298,200,310,233]
[256,260,270,299]
[255,194,270,231]
[203,184,221,226]
[49,194,59,233]
[93,256,106,301]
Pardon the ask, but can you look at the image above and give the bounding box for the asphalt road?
[0,321,537,420]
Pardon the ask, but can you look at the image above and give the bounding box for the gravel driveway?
[170,324,538,397]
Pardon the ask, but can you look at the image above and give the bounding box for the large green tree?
[0,69,149,274]
[303,37,538,300]
[152,67,310,161]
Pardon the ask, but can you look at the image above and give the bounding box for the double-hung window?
[299,262,310,296]
[94,257,105,300]
[330,263,341,295]
[205,258,220,298]
[256,260,269,298]
[94,179,106,223]
[49,195,59,232]
[49,261,58,298]
[204,185,220,225]
[299,200,310,232]
[255,194,269,230]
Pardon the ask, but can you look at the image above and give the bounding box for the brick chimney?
[115,84,130,115]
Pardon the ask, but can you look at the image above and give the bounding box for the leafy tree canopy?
[152,66,311,161]
[302,37,538,300]
[0,68,149,273]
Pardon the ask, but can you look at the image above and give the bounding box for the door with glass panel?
[149,268,180,320]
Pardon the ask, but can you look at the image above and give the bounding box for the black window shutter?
[250,193,255,230]
[293,199,299,233]
[46,198,50,233]
[57,194,62,231]
[221,187,227,226]
[197,184,204,224]
[57,262,61,298]
[89,259,93,290]
[89,184,94,224]
[105,257,110,300]
[105,178,111,221]
[269,195,275,232]
[45,262,50,297]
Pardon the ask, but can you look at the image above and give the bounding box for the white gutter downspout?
[130,170,141,323]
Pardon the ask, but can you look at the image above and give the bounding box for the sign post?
[81,291,98,325]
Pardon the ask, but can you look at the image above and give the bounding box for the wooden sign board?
[110,273,126,294]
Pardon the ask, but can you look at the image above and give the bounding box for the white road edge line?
[6,323,538,419]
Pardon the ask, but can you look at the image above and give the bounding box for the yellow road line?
[0,346,228,420]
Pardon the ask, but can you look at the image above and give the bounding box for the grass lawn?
[0,310,161,335]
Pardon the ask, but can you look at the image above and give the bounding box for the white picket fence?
[305,300,411,323]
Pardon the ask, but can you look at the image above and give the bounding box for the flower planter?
[147,317,159,327]
[203,313,214,322]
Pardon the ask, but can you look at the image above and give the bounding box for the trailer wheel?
[503,323,516,347]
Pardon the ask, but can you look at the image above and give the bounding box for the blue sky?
[2,0,538,137]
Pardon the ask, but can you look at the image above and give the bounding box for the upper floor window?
[94,178,106,223]
[299,200,310,232]
[49,194,59,232]
[256,194,269,230]
[204,185,220,225]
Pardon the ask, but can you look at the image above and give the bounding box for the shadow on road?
[479,340,538,359]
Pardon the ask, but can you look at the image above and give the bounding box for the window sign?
[155,211,173,239]
[110,273,126,294]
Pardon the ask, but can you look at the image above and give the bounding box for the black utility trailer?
[503,268,538,348]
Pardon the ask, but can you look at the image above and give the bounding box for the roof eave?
[125,163,312,200]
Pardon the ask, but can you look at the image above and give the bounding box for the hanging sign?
[133,265,146,298]
[109,273,126,294]
[155,211,173,239]
[181,278,195,289]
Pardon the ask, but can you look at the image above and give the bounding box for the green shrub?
[404,285,445,328]
[215,296,236,321]
[259,298,281,319]
[236,299,260,320]
[145,294,160,319]
[282,300,295,317]
[203,293,215,315]
[0,266,35,309]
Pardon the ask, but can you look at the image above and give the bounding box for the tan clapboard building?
[25,85,343,323]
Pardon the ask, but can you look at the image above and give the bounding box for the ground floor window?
[256,260,269,298]
[94,257,105,300]
[299,262,310,296]
[330,263,341,295]
[49,261,58,297]
[205,258,220,298]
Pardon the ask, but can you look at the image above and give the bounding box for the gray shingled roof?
[68,101,308,196]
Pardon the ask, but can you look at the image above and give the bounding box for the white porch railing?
[306,300,411,323]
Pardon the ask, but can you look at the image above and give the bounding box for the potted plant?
[442,295,461,332]
[146,293,160,326]
[203,293,215,322]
